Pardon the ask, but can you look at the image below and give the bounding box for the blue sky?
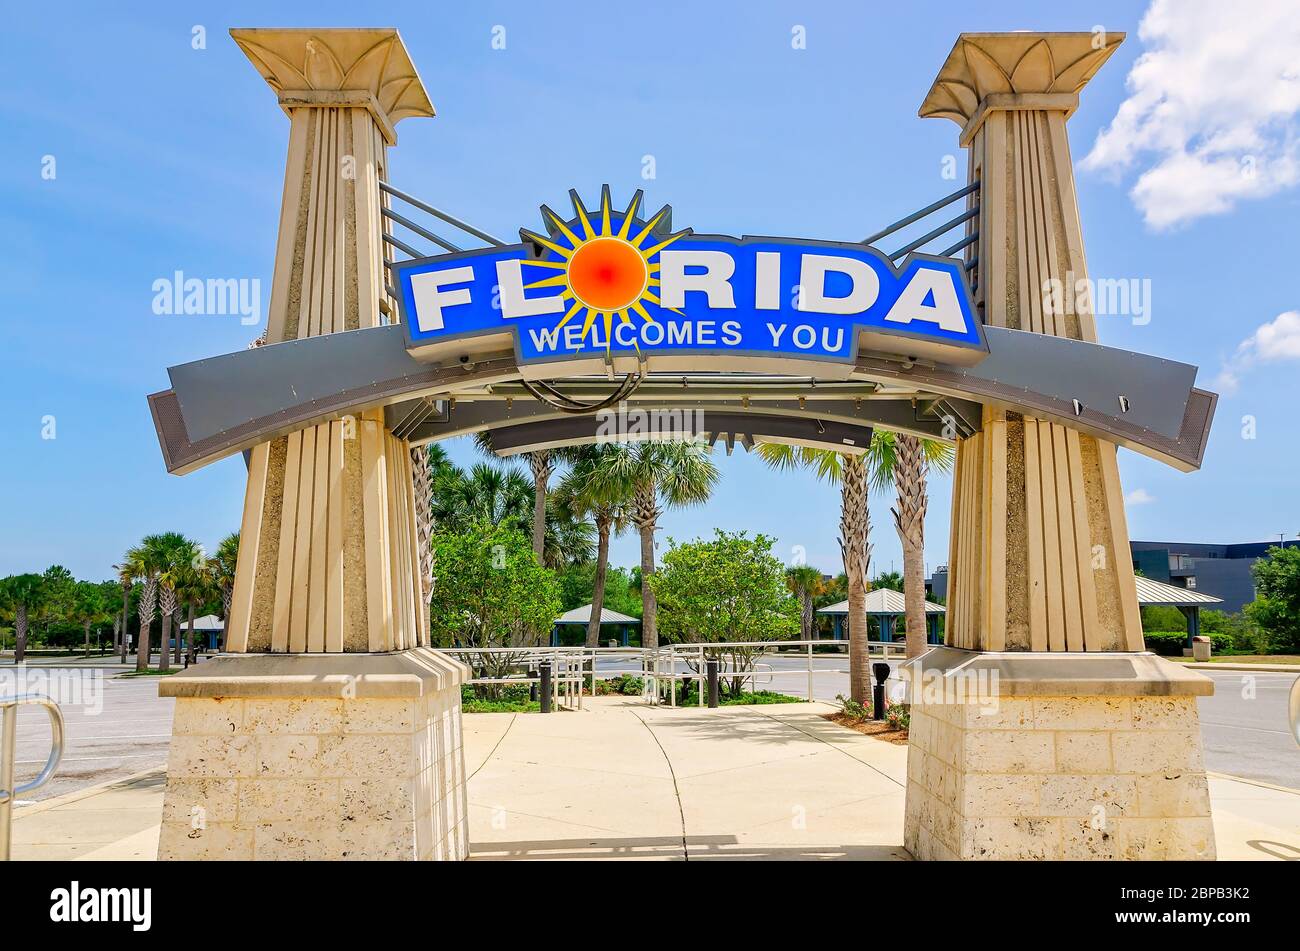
[3,1,1298,582]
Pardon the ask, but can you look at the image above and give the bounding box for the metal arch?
[147,322,1215,476]
[483,412,877,458]
[395,393,970,449]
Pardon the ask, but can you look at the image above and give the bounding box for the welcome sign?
[394,188,986,368]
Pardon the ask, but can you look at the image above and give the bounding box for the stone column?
[901,33,1216,860]
[157,29,469,861]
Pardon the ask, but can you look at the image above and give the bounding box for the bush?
[884,701,911,732]
[1142,631,1232,655]
[609,673,644,696]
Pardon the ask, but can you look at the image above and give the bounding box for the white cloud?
[1125,488,1156,506]
[1215,310,1300,394]
[1081,0,1300,229]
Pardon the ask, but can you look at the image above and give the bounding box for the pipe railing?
[0,694,65,861]
[441,640,914,710]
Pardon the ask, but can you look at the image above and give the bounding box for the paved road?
[4,659,1296,801]
[598,653,1300,789]
[6,668,174,802]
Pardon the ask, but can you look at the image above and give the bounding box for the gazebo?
[817,588,946,644]
[179,614,225,651]
[552,604,642,647]
[1133,576,1223,646]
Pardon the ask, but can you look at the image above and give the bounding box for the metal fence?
[442,640,909,711]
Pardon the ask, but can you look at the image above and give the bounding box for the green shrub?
[1142,631,1232,655]
[884,701,910,732]
[836,693,870,720]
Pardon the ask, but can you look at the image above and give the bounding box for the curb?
[10,766,167,819]
[1207,771,1300,797]
[1176,662,1298,673]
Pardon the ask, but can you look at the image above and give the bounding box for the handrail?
[441,640,916,710]
[0,694,66,861]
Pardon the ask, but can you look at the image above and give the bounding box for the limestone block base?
[899,648,1217,861]
[155,648,469,860]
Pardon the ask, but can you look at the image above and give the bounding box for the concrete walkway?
[465,698,908,860]
[9,696,1299,860]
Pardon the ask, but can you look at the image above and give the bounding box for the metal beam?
[485,412,876,457]
[148,322,1215,475]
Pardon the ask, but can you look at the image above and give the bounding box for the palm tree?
[575,442,717,648]
[867,432,954,659]
[0,574,45,663]
[112,562,133,662]
[541,493,596,569]
[756,444,873,702]
[433,462,533,532]
[212,532,240,651]
[786,565,829,642]
[161,537,203,667]
[472,434,553,560]
[123,532,190,671]
[170,550,214,665]
[555,446,634,646]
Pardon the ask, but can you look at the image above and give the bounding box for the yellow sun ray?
[569,190,596,241]
[519,228,574,259]
[553,298,585,330]
[617,192,643,240]
[543,207,583,249]
[640,230,691,259]
[523,274,571,290]
[521,258,567,270]
[599,188,613,236]
[630,300,657,325]
[630,208,668,248]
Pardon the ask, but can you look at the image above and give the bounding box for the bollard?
[539,663,553,713]
[527,669,537,703]
[706,658,720,708]
[872,662,891,720]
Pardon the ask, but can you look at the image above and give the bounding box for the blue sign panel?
[393,189,985,367]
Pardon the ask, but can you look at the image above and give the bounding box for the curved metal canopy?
[149,320,1214,476]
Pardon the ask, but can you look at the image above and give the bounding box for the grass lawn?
[1182,655,1300,665]
[118,668,180,677]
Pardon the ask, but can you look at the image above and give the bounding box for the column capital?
[231,27,434,143]
[920,32,1123,144]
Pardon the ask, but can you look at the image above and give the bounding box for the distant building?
[1129,540,1298,613]
[925,541,1298,616]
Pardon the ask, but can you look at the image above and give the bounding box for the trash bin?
[1191,635,1212,663]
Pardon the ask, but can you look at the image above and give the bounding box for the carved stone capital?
[231,28,434,142]
[920,32,1123,138]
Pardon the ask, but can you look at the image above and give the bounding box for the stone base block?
[900,648,1217,861]
[155,648,469,860]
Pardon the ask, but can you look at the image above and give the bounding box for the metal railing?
[0,694,65,860]
[862,179,981,291]
[378,180,505,303]
[442,640,911,711]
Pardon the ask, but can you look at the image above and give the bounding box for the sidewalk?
[9,697,1299,860]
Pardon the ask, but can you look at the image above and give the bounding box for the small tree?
[69,581,113,658]
[428,522,561,695]
[650,531,800,696]
[1246,546,1300,653]
[0,574,45,663]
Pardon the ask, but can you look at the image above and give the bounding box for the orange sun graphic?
[519,187,691,349]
